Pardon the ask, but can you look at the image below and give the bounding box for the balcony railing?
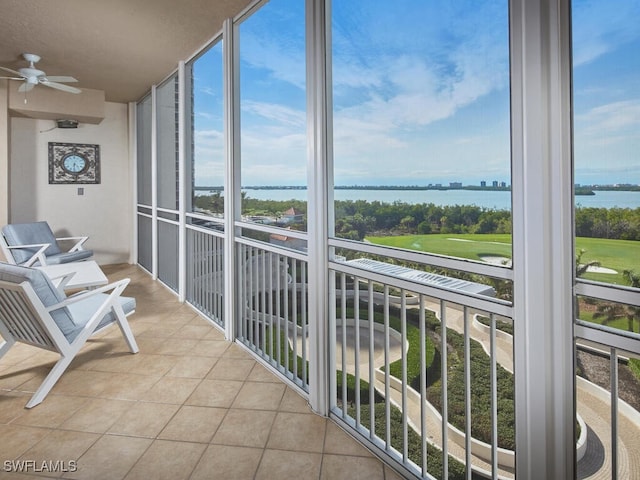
[186,225,225,328]
[328,256,514,480]
[236,240,310,393]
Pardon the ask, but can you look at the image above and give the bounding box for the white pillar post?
[511,0,575,478]
[306,0,332,415]
[223,17,240,342]
[178,61,187,302]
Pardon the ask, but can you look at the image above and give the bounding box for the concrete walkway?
[428,300,640,480]
[312,296,640,479]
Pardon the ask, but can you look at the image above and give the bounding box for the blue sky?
[192,0,639,187]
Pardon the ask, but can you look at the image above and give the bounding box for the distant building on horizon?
[481,181,487,187]
[449,182,463,188]
[492,180,499,187]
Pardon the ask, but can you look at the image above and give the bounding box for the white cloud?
[199,86,218,97]
[240,31,306,90]
[242,101,305,128]
[195,129,224,145]
[577,100,640,135]
[193,129,225,184]
[572,0,640,66]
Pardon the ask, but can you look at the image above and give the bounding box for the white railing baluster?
[276,253,282,367]
[261,251,266,351]
[292,260,298,381]
[355,276,361,427]
[284,255,290,377]
[384,285,391,449]
[420,294,427,477]
[441,299,449,479]
[491,313,498,480]
[369,280,376,439]
[464,306,472,480]
[301,261,307,385]
[341,272,347,419]
[611,347,619,480]
[401,290,408,462]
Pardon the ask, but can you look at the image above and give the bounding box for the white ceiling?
[0,0,254,103]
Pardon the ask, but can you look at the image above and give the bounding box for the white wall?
[9,102,132,265]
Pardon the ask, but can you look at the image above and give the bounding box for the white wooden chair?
[1,221,93,266]
[0,262,138,408]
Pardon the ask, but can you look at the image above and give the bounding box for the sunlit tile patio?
[0,264,401,479]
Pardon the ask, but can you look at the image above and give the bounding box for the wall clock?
[48,142,100,184]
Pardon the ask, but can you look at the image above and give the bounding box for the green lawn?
[367,233,640,285]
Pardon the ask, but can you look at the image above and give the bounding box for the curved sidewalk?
[295,295,640,478]
[434,301,640,480]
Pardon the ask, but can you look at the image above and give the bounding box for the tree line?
[335,200,512,240]
[575,206,640,240]
[196,193,640,241]
[335,201,640,241]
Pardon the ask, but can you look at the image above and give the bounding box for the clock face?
[62,154,87,174]
[49,142,100,184]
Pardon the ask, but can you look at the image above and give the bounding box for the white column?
[223,17,240,342]
[128,102,138,265]
[177,61,187,302]
[511,0,575,478]
[151,85,158,280]
[306,0,331,415]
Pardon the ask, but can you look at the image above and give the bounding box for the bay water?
[227,188,640,210]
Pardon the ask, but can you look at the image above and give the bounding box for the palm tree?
[593,302,628,330]
[575,249,600,319]
[623,269,640,288]
[575,248,600,278]
[592,270,640,334]
[622,270,640,333]
[209,191,223,215]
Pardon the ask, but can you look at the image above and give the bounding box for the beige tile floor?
[0,264,403,480]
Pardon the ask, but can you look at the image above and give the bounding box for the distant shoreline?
[194,184,640,194]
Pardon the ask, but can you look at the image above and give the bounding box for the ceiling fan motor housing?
[0,53,81,94]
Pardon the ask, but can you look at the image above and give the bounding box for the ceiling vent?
[56,119,78,129]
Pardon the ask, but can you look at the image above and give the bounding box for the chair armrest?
[48,271,77,295]
[47,278,131,311]
[6,243,50,267]
[46,278,133,348]
[56,236,89,252]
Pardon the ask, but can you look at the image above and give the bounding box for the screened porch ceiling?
[0,0,253,103]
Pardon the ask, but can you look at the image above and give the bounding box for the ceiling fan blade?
[0,76,23,81]
[44,75,78,83]
[41,80,81,94]
[18,82,35,93]
[0,66,23,77]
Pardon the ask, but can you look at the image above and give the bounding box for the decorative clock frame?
[48,142,101,184]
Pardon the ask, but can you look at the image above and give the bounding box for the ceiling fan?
[0,53,81,94]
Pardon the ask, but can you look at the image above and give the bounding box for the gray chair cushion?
[66,295,136,342]
[0,262,134,344]
[45,250,94,265]
[2,222,93,266]
[2,222,62,264]
[0,262,76,339]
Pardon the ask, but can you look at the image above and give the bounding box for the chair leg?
[113,306,139,354]
[117,319,139,354]
[25,354,74,409]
